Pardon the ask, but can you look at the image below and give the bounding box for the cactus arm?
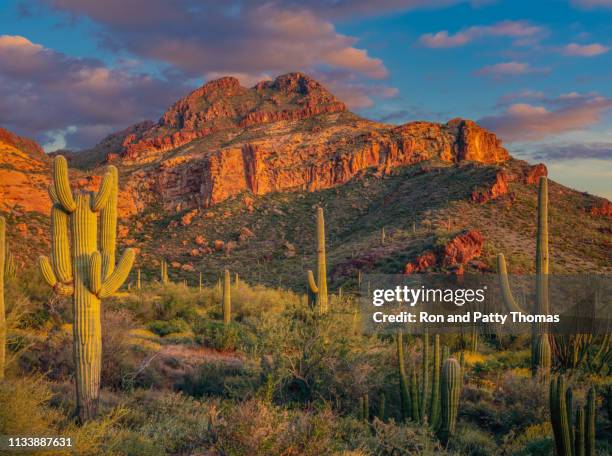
[88,252,102,295]
[99,166,118,279]
[497,253,526,313]
[51,204,73,283]
[97,249,135,298]
[48,185,59,205]
[223,268,231,324]
[307,270,319,293]
[53,156,76,213]
[39,255,58,288]
[585,388,595,456]
[90,168,114,212]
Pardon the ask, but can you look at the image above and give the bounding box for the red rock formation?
[524,163,548,185]
[471,171,509,203]
[441,230,484,267]
[405,230,485,273]
[404,251,437,274]
[589,200,612,217]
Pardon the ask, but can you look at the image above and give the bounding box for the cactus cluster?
[39,156,135,422]
[498,176,551,376]
[396,333,462,444]
[0,217,6,380]
[306,207,328,314]
[550,375,597,456]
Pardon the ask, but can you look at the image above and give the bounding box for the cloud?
[37,1,389,80]
[479,93,612,141]
[0,35,190,149]
[476,61,547,78]
[531,142,612,160]
[419,20,543,48]
[562,42,609,56]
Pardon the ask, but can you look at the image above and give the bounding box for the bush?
[148,318,190,337]
[451,426,498,456]
[193,320,243,351]
[179,360,258,399]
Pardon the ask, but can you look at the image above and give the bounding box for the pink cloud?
[476,61,547,78]
[562,42,609,56]
[479,94,612,141]
[419,20,543,48]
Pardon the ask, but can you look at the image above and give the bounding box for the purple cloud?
[0,35,190,149]
[531,142,612,160]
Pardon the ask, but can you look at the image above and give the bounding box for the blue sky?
[0,0,611,197]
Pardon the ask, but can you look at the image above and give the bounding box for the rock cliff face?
[87,73,509,210]
[3,73,513,215]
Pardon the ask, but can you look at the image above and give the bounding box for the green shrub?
[179,361,258,399]
[148,319,190,337]
[193,320,243,351]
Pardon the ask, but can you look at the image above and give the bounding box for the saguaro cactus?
[137,268,141,290]
[437,357,462,445]
[498,176,551,376]
[307,207,328,314]
[396,332,411,421]
[160,260,169,284]
[223,269,231,324]
[0,217,6,380]
[39,156,135,422]
[550,375,573,456]
[574,407,585,456]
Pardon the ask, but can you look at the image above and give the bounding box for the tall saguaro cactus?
[160,260,169,284]
[498,176,551,376]
[223,269,231,324]
[307,207,328,314]
[0,217,6,380]
[39,156,135,422]
[437,357,462,445]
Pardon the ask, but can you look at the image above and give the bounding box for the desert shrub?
[148,318,190,337]
[0,375,61,436]
[451,426,498,456]
[19,326,73,381]
[500,422,554,456]
[179,360,259,399]
[120,390,212,454]
[193,320,244,351]
[102,309,144,390]
[212,399,342,456]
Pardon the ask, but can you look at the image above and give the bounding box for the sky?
[0,0,611,198]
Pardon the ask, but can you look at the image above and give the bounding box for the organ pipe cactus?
[307,207,328,314]
[39,156,135,422]
[396,332,411,421]
[585,387,595,456]
[437,357,462,445]
[420,331,429,423]
[223,268,231,324]
[429,334,441,429]
[410,363,420,421]
[574,407,585,456]
[0,217,6,380]
[498,176,551,376]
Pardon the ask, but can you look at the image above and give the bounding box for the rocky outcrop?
[404,230,485,274]
[471,171,509,203]
[589,200,612,217]
[523,163,548,185]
